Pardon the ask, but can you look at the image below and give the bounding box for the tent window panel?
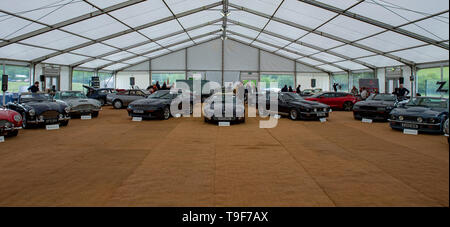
[0,65,31,92]
[98,72,115,88]
[260,74,295,90]
[151,72,186,86]
[332,73,349,92]
[417,67,449,98]
[351,71,375,90]
[72,70,94,92]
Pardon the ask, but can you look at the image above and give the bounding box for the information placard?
[320,118,327,123]
[46,124,60,130]
[362,118,373,123]
[403,129,418,135]
[81,115,92,120]
[132,117,143,122]
[0,136,4,143]
[218,122,230,127]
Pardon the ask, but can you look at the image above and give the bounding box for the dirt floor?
[0,106,448,207]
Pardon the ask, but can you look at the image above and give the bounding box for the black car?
[389,97,448,134]
[203,93,246,124]
[83,85,118,105]
[6,92,71,128]
[353,93,399,121]
[127,90,193,120]
[260,92,330,121]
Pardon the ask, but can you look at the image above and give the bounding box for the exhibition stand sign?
[81,115,92,120]
[320,118,327,123]
[362,118,373,123]
[0,136,4,143]
[219,122,230,127]
[132,117,143,122]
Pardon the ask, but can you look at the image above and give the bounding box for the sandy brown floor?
[0,107,448,207]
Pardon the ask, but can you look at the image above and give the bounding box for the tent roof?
[0,0,448,73]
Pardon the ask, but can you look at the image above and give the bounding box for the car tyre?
[92,111,99,118]
[162,106,170,120]
[60,120,69,127]
[290,109,299,120]
[113,100,123,109]
[99,99,105,106]
[22,113,30,129]
[343,102,354,111]
[7,130,19,137]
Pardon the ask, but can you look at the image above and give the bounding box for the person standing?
[333,83,338,92]
[28,81,40,93]
[281,85,288,92]
[351,86,359,96]
[360,87,369,100]
[156,81,161,90]
[288,86,293,92]
[398,84,410,97]
[296,85,301,94]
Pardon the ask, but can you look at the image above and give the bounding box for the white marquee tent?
[0,0,448,93]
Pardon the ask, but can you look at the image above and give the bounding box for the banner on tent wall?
[359,79,379,92]
[43,67,60,77]
[386,68,402,79]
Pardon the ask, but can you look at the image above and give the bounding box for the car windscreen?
[148,91,171,99]
[369,94,396,101]
[20,94,51,102]
[60,92,87,99]
[282,93,304,101]
[406,98,448,109]
[310,92,325,98]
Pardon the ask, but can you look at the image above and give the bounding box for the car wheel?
[290,109,298,120]
[7,130,18,137]
[92,111,99,118]
[343,102,353,111]
[22,113,29,129]
[162,107,170,120]
[99,99,105,106]
[113,100,123,109]
[60,120,69,127]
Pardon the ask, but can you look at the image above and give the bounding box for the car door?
[278,94,290,115]
[334,93,347,108]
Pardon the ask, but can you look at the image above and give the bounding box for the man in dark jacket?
[156,81,161,90]
[281,85,288,92]
[28,81,40,93]
[296,85,301,94]
[398,84,410,97]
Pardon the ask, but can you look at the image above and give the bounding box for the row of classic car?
[1,90,103,138]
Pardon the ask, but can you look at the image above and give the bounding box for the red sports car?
[305,92,358,111]
[0,107,23,137]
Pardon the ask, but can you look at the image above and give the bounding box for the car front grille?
[0,120,13,128]
[73,104,95,111]
[41,111,59,119]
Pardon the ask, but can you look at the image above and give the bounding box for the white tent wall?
[296,73,330,91]
[60,66,70,91]
[296,62,324,73]
[151,50,186,71]
[260,51,295,72]
[187,39,222,71]
[224,40,258,71]
[116,71,149,90]
[376,68,386,93]
[402,66,413,92]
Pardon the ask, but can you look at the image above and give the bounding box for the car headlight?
[29,109,35,116]
[39,115,44,121]
[429,118,436,124]
[65,107,70,113]
[313,108,317,112]
[390,115,396,120]
[323,108,327,112]
[417,117,423,123]
[13,114,22,122]
[399,116,404,121]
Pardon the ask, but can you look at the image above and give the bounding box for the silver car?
[107,89,149,109]
[54,91,102,117]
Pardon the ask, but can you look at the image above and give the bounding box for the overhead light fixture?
[220,11,231,17]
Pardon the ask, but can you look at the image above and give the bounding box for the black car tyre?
[343,102,353,111]
[113,100,123,109]
[99,99,105,106]
[60,120,69,127]
[162,107,170,120]
[92,111,99,118]
[7,130,19,137]
[22,113,29,129]
[290,109,299,120]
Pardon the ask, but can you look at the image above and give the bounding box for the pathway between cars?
[0,107,448,206]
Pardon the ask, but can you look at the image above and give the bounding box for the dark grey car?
[106,89,149,109]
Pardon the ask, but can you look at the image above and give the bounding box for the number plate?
[362,118,373,123]
[219,122,230,127]
[0,136,4,143]
[81,115,92,120]
[320,118,327,123]
[133,110,144,114]
[132,117,143,122]
[402,123,419,129]
[404,129,418,135]
[317,113,326,117]
[46,124,60,130]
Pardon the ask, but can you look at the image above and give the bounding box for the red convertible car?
[305,92,358,111]
[0,107,22,137]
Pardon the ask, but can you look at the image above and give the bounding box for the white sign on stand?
[46,124,60,130]
[81,115,92,120]
[404,129,418,135]
[218,122,230,127]
[320,118,327,123]
[274,114,281,119]
[362,118,373,123]
[0,136,4,143]
[132,117,143,122]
